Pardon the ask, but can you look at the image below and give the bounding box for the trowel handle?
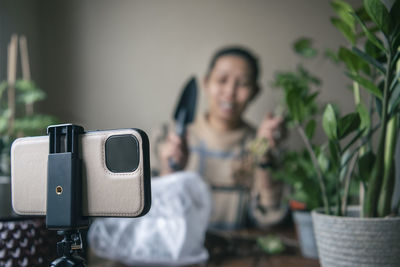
[168,123,186,171]
[168,157,181,171]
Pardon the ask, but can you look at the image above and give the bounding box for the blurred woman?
[151,47,287,230]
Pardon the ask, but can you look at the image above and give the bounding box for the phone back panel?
[11,128,151,217]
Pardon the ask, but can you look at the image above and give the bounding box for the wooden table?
[88,224,320,267]
[203,225,319,267]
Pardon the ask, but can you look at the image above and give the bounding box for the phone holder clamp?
[46,124,88,267]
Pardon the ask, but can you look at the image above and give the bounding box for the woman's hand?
[159,132,189,175]
[257,113,285,149]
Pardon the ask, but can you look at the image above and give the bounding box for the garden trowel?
[169,76,198,170]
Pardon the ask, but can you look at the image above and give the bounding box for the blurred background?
[1,0,360,140]
[1,0,399,204]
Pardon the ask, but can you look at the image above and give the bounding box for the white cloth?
[88,171,212,266]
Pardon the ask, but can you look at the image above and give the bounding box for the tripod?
[50,230,86,267]
[46,124,88,267]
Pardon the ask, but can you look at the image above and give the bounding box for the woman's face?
[204,55,256,125]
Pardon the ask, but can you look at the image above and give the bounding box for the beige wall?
[36,0,360,143]
[0,0,41,86]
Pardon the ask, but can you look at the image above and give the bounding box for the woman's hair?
[206,46,260,83]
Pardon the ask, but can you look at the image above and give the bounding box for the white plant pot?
[312,206,400,267]
[293,210,318,259]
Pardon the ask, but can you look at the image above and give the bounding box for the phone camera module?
[105,134,140,173]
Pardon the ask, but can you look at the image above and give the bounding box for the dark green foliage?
[328,0,400,217]
[0,79,59,174]
[293,38,318,58]
[272,38,333,213]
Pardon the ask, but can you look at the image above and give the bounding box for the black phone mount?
[46,124,88,267]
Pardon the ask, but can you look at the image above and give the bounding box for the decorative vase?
[312,206,400,267]
[0,217,60,266]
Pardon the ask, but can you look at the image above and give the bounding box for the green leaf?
[323,104,338,140]
[305,91,319,105]
[293,38,318,58]
[358,151,376,183]
[0,109,11,134]
[389,82,400,115]
[346,72,383,99]
[331,0,356,30]
[338,112,361,139]
[376,96,383,118]
[342,128,365,152]
[391,0,400,29]
[0,81,8,96]
[13,115,59,136]
[15,80,36,92]
[340,151,352,181]
[352,46,386,75]
[257,235,285,255]
[353,12,387,52]
[331,18,356,45]
[393,50,400,68]
[287,90,306,123]
[324,48,340,64]
[393,32,400,53]
[318,151,329,173]
[0,116,8,134]
[17,90,46,104]
[339,47,370,73]
[365,37,386,61]
[357,102,371,132]
[390,69,400,92]
[363,0,392,36]
[329,140,340,168]
[355,6,372,22]
[305,119,317,139]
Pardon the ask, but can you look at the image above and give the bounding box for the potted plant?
[307,0,400,266]
[271,37,341,259]
[0,34,60,266]
[0,35,58,217]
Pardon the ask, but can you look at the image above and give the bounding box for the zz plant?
[321,0,400,217]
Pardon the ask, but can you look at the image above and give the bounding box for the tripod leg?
[51,230,87,267]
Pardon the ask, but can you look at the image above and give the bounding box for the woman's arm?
[248,114,288,226]
[150,123,189,177]
[249,161,288,227]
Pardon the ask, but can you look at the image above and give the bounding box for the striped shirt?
[151,114,287,230]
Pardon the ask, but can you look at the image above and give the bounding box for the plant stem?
[377,109,398,216]
[353,80,361,105]
[297,126,330,214]
[353,80,367,156]
[364,49,393,217]
[341,151,359,216]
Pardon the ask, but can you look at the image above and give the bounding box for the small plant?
[0,35,58,175]
[271,38,339,212]
[0,79,58,174]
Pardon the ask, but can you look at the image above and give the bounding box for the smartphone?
[11,128,151,217]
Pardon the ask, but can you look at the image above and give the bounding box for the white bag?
[88,171,212,266]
